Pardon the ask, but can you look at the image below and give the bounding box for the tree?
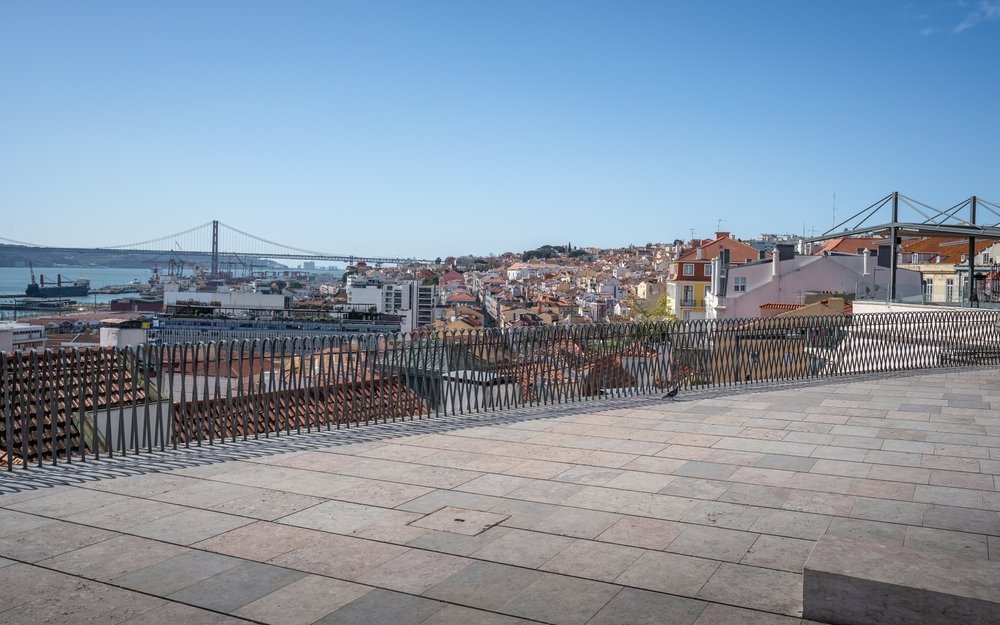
[626,294,676,322]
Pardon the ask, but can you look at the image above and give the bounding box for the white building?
[0,322,46,351]
[347,275,439,332]
[163,291,288,316]
[706,248,924,319]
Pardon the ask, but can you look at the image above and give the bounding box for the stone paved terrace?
[1,368,999,624]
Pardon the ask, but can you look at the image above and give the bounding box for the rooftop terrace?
[2,367,998,624]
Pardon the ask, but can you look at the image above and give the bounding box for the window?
[682,285,694,305]
[683,263,694,276]
[704,264,713,276]
[910,253,919,263]
[923,280,932,300]
[946,279,954,302]
[734,277,747,293]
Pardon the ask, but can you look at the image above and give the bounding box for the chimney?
[715,232,730,240]
[776,244,795,261]
[772,246,779,278]
[862,248,869,275]
[695,247,703,260]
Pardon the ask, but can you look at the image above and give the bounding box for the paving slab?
[410,506,509,535]
[469,527,575,568]
[0,520,118,562]
[423,560,542,611]
[166,561,306,613]
[588,587,707,625]
[615,551,720,596]
[314,588,446,625]
[126,508,253,545]
[112,550,246,595]
[231,575,372,625]
[539,539,644,581]
[39,534,189,581]
[268,532,409,580]
[499,573,622,625]
[697,563,803,616]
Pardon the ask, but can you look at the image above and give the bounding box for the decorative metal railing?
[3,310,999,470]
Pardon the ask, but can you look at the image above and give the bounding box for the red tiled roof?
[1,348,152,464]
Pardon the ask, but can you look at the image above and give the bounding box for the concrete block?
[803,534,1000,625]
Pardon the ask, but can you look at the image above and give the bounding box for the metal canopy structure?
[803,192,1000,303]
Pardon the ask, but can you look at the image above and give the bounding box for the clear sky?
[3,1,999,259]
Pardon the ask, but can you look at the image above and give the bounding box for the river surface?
[0,265,344,303]
[0,266,152,302]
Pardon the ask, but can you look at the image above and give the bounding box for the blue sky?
[2,1,999,259]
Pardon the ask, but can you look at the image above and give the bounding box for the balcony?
[2,311,1000,623]
[680,298,703,308]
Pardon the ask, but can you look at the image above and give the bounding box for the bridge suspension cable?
[105,222,215,250]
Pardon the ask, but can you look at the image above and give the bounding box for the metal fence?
[3,310,999,470]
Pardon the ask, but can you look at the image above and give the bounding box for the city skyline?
[3,1,1000,258]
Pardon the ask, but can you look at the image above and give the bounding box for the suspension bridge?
[0,220,436,273]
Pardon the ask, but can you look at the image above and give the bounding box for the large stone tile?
[615,551,720,596]
[84,473,201,497]
[269,532,409,579]
[121,601,255,624]
[167,561,305,613]
[207,489,324,520]
[279,499,424,542]
[192,520,327,561]
[530,507,621,539]
[0,508,62,538]
[127,508,253,545]
[61,497,187,531]
[39,534,188,581]
[232,575,372,625]
[313,588,445,625]
[0,562,90,610]
[113,550,245,595]
[330,478,434,507]
[500,572,622,625]
[454,473,533,496]
[406,525,512,556]
[588,587,707,625]
[597,515,685,549]
[540,539,644,582]
[0,570,165,625]
[749,509,831,541]
[741,534,815,573]
[410,506,509,536]
[469,527,575,568]
[356,549,473,594]
[152,479,259,507]
[396,489,504,514]
[424,561,542,611]
[698,563,803,616]
[417,604,530,625]
[667,525,759,562]
[0,521,117,562]
[681,501,763,530]
[904,526,989,559]
[7,487,129,518]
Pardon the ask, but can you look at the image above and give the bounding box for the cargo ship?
[24,263,91,297]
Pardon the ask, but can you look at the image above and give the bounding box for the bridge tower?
[211,220,219,277]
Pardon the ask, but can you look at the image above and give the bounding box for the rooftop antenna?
[715,218,726,232]
[689,228,696,241]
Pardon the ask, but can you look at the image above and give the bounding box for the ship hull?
[24,285,91,297]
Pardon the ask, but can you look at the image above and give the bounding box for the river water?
[0,266,153,302]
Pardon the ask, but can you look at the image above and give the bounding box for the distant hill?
[0,247,286,269]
